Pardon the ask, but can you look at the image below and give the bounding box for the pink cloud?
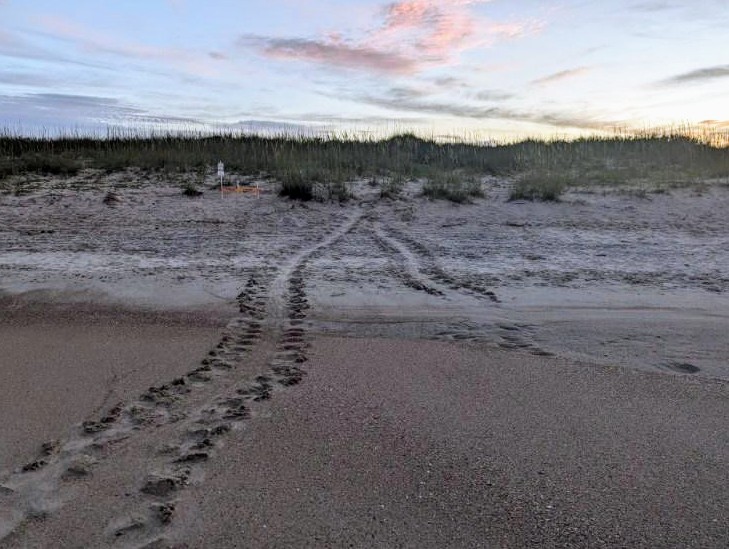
[254,37,418,75]
[247,0,542,75]
[374,0,539,58]
[382,0,435,31]
[375,0,479,58]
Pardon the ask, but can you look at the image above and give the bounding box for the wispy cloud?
[631,0,728,20]
[0,93,143,126]
[239,36,418,75]
[0,93,338,133]
[474,90,515,101]
[294,112,427,125]
[0,28,100,67]
[0,92,216,129]
[630,1,678,12]
[0,70,56,87]
[240,0,542,75]
[33,15,226,78]
[532,66,591,86]
[220,117,426,134]
[432,76,464,88]
[387,86,429,100]
[427,77,513,101]
[658,64,729,86]
[353,90,619,131]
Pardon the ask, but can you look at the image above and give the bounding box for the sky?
[0,0,728,140]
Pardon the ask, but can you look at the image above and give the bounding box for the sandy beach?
[0,293,231,472]
[179,337,729,548]
[1,174,728,547]
[2,333,727,548]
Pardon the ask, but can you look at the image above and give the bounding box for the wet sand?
[5,334,727,548]
[0,293,231,470]
[174,336,728,548]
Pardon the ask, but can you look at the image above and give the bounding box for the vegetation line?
[1,127,728,202]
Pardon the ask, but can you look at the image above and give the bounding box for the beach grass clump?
[23,154,81,176]
[181,181,203,197]
[510,171,571,201]
[277,170,314,201]
[511,131,729,188]
[0,154,81,179]
[423,172,483,203]
[462,177,485,199]
[380,173,405,199]
[322,180,352,202]
[277,167,353,202]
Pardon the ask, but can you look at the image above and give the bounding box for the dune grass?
[423,172,484,203]
[510,172,570,202]
[1,127,728,202]
[181,180,203,197]
[379,173,405,200]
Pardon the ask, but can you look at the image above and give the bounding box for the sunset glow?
[1,0,727,139]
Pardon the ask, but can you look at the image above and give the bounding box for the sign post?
[217,161,224,192]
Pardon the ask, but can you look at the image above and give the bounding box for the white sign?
[217,161,224,178]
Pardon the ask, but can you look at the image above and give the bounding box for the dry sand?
[0,172,728,547]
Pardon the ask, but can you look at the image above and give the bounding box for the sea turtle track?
[0,266,274,547]
[0,210,364,547]
[371,223,445,297]
[105,209,363,547]
[383,224,500,303]
[371,222,552,357]
[119,209,365,547]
